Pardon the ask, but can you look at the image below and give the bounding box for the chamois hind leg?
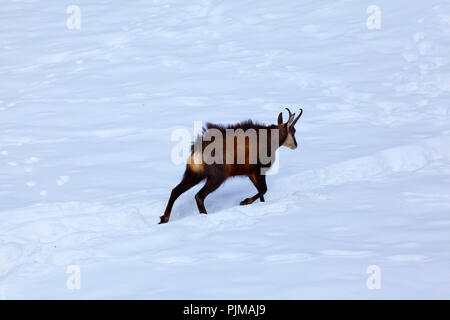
[159,168,205,224]
[240,174,267,205]
[195,174,226,214]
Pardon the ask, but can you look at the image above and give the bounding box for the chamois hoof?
[240,198,251,205]
[159,216,169,224]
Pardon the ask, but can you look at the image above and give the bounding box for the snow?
[1,0,449,299]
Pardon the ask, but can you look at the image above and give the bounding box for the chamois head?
[277,107,303,150]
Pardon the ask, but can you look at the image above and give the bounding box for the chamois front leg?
[240,174,267,205]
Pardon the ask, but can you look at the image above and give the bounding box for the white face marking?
[282,132,297,149]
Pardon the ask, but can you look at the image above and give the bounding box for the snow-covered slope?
[1,0,449,299]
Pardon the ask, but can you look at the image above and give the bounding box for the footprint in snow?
[23,157,40,164]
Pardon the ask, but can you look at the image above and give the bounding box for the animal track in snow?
[320,250,372,257]
[155,256,196,264]
[265,253,314,263]
[388,255,427,262]
[215,252,250,261]
[23,157,40,164]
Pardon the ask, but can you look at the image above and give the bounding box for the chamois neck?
[276,125,287,149]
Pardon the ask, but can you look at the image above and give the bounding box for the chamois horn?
[291,108,303,127]
[285,108,295,125]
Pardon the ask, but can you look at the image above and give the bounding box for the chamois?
[159,108,303,224]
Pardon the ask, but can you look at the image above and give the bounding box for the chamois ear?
[277,112,283,125]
